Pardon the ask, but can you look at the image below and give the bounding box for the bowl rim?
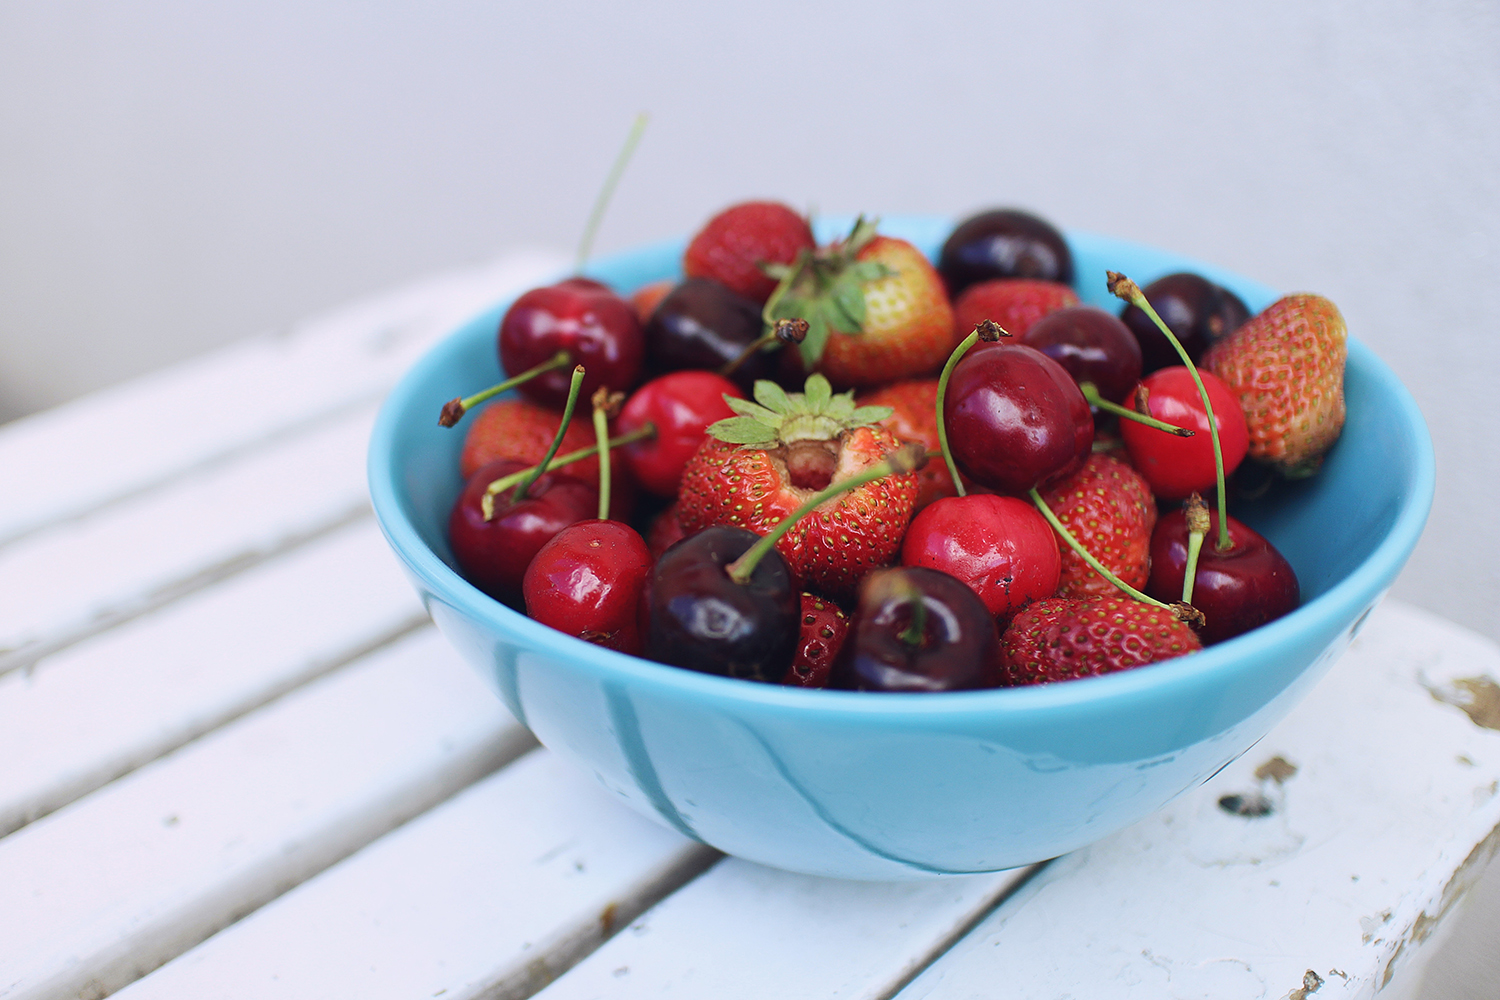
[367,225,1436,723]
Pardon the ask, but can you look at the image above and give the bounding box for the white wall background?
[2,0,1497,655]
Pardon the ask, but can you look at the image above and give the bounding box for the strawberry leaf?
[753,380,793,414]
[725,396,775,420]
[707,416,780,445]
[803,373,832,410]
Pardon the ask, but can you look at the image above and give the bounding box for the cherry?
[1120,366,1248,500]
[938,209,1073,296]
[1021,306,1143,405]
[642,278,774,389]
[523,519,653,655]
[1146,507,1299,645]
[1120,272,1250,374]
[900,494,1060,621]
[941,342,1093,495]
[615,370,743,497]
[644,525,799,682]
[498,278,646,409]
[829,566,1001,692]
[447,458,598,606]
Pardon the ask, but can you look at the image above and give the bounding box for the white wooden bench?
[3,255,1497,1000]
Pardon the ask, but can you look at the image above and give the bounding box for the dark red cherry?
[1021,306,1143,405]
[447,459,598,607]
[830,566,1001,692]
[938,209,1073,297]
[644,526,798,682]
[1120,272,1250,374]
[1119,367,1248,500]
[616,370,743,497]
[498,278,645,409]
[1146,508,1299,645]
[941,343,1093,495]
[643,278,774,389]
[900,495,1060,621]
[523,519,653,655]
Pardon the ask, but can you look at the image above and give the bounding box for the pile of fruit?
[440,201,1348,692]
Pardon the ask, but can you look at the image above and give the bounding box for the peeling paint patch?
[1255,756,1299,784]
[1285,968,1323,999]
[1426,675,1500,730]
[1359,909,1391,944]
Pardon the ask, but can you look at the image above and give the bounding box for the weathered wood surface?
[2,253,1495,1000]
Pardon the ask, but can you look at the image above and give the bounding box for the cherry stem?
[894,573,929,648]
[1107,271,1232,551]
[725,442,927,585]
[1028,487,1178,613]
[574,112,649,274]
[481,366,585,518]
[934,321,1008,497]
[438,350,572,427]
[1080,381,1194,436]
[478,424,656,518]
[1181,492,1211,605]
[591,388,622,521]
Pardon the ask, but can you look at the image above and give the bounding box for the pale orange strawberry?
[1202,293,1347,477]
[951,278,1079,341]
[858,378,972,511]
[768,218,956,388]
[459,397,598,483]
[1038,453,1157,598]
[675,374,919,597]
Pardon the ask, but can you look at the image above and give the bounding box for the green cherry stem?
[1028,487,1178,613]
[1107,271,1232,551]
[725,442,928,585]
[1180,492,1211,605]
[591,388,622,521]
[1079,381,1194,436]
[438,349,572,427]
[480,366,585,518]
[934,320,1009,497]
[477,424,656,518]
[574,113,648,274]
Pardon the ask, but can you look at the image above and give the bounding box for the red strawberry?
[1202,293,1347,477]
[769,218,956,388]
[783,593,849,688]
[1038,453,1157,599]
[460,398,599,484]
[676,374,920,597]
[857,378,967,511]
[952,278,1079,342]
[645,501,687,559]
[683,201,816,304]
[999,595,1202,685]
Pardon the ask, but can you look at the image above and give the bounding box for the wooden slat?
[891,600,1500,999]
[0,628,533,1000]
[0,518,426,836]
[0,402,377,675]
[0,251,564,549]
[110,752,718,1000]
[533,858,1037,1000]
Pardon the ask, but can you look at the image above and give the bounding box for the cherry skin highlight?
[524,519,653,655]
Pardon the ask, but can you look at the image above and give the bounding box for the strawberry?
[675,374,919,597]
[857,378,965,511]
[783,593,849,688]
[768,218,956,388]
[1038,453,1157,599]
[951,278,1079,341]
[645,501,687,559]
[459,397,599,484]
[999,595,1202,685]
[683,201,816,304]
[1202,293,1347,477]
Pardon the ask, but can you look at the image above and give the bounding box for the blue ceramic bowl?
[368,216,1433,880]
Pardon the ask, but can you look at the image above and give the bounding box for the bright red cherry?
[1146,508,1299,645]
[941,343,1093,495]
[900,495,1060,621]
[448,459,598,607]
[1120,367,1248,500]
[523,519,653,655]
[498,278,646,409]
[616,370,743,496]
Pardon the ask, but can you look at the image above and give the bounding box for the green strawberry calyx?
[707,373,893,447]
[762,215,896,370]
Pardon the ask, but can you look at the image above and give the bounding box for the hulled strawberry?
[1038,453,1157,598]
[999,595,1202,685]
[676,374,919,596]
[683,201,816,304]
[951,278,1079,342]
[768,218,956,388]
[1202,293,1347,477]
